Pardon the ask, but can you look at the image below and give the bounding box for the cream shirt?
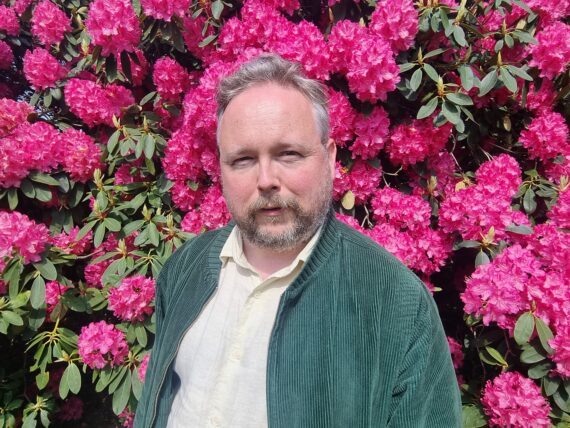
[166,226,321,428]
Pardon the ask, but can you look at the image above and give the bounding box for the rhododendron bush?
[0,0,569,425]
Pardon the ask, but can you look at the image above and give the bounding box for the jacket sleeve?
[386,286,462,428]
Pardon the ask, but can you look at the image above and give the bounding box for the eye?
[280,151,302,159]
[231,157,253,167]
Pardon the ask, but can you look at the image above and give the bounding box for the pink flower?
[529,21,570,79]
[85,0,141,57]
[481,372,551,428]
[140,0,190,21]
[50,226,93,256]
[153,57,190,101]
[0,98,32,137]
[182,15,216,62]
[78,321,129,369]
[45,281,71,313]
[328,88,356,147]
[387,119,452,166]
[23,48,68,90]
[521,80,556,114]
[550,323,570,377]
[118,409,134,428]
[138,353,150,382]
[519,111,569,161]
[64,78,134,127]
[333,160,382,205]
[31,1,70,45]
[549,188,570,230]
[58,128,103,182]
[369,0,418,52]
[0,41,13,70]
[327,20,368,74]
[197,185,231,231]
[351,107,390,159]
[0,210,49,265]
[345,32,400,102]
[261,0,300,14]
[0,6,19,36]
[447,337,463,371]
[108,275,155,322]
[180,209,203,234]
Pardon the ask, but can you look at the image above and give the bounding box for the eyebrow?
[222,141,310,160]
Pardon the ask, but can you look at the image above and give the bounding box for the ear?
[325,138,337,180]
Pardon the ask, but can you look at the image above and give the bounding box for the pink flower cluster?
[481,372,551,428]
[439,154,524,241]
[0,41,13,70]
[85,0,141,56]
[333,160,382,205]
[181,185,231,233]
[108,275,155,322]
[549,188,570,230]
[519,111,569,161]
[84,233,137,288]
[0,99,32,137]
[529,21,570,79]
[369,0,418,52]
[0,210,49,271]
[23,48,68,90]
[328,88,356,146]
[447,337,464,384]
[58,128,103,182]
[78,321,129,369]
[50,226,93,256]
[64,78,134,127]
[153,57,191,101]
[45,281,71,313]
[351,107,390,159]
[140,0,190,21]
[0,121,60,188]
[387,119,452,166]
[0,6,19,36]
[31,0,70,46]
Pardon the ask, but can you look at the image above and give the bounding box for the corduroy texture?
[134,212,461,427]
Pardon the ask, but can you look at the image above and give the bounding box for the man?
[134,53,461,427]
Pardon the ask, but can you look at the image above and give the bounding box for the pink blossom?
[333,160,382,205]
[138,353,150,382]
[0,41,13,70]
[549,188,570,230]
[0,6,19,36]
[31,1,70,46]
[85,0,141,57]
[45,281,71,313]
[369,0,418,52]
[118,409,134,428]
[13,0,34,15]
[0,98,33,137]
[58,128,103,182]
[328,88,356,147]
[140,0,190,21]
[529,21,570,79]
[78,321,129,369]
[327,20,367,74]
[550,323,570,377]
[387,119,452,166]
[261,0,300,14]
[481,372,551,428]
[153,57,190,101]
[521,80,556,114]
[23,48,68,90]
[345,32,400,102]
[182,15,216,62]
[64,78,134,127]
[50,226,93,256]
[170,181,204,211]
[0,210,49,265]
[108,275,155,322]
[447,337,463,371]
[519,111,569,161]
[197,185,231,231]
[351,107,390,159]
[180,209,203,234]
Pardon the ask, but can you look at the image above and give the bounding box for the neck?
[242,238,308,280]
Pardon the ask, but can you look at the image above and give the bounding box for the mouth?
[258,206,285,216]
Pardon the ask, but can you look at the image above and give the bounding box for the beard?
[224,174,332,252]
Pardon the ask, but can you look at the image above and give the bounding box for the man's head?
[216,54,336,252]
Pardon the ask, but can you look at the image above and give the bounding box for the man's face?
[218,83,336,252]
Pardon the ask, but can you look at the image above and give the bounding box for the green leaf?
[143,134,155,159]
[505,65,533,81]
[4,310,25,326]
[139,91,157,106]
[66,363,81,394]
[514,312,535,345]
[7,188,18,210]
[34,184,53,202]
[553,389,570,413]
[544,377,561,397]
[504,34,514,48]
[198,34,217,47]
[211,0,224,19]
[453,25,467,47]
[148,222,160,247]
[30,276,46,310]
[76,220,97,241]
[462,405,487,428]
[423,48,447,60]
[135,324,147,346]
[33,259,57,281]
[132,366,144,399]
[511,0,535,16]
[410,68,423,92]
[506,224,533,235]
[399,63,416,73]
[446,92,473,106]
[454,240,481,249]
[478,69,498,96]
[535,317,555,354]
[512,29,537,45]
[59,365,70,399]
[528,360,554,379]
[21,179,35,198]
[500,68,517,93]
[112,370,132,415]
[93,222,106,248]
[106,55,118,82]
[422,63,439,82]
[28,171,60,186]
[523,188,537,214]
[442,101,460,125]
[36,371,49,390]
[485,346,508,366]
[520,344,546,364]
[417,97,438,119]
[475,250,490,267]
[104,217,122,232]
[107,130,121,154]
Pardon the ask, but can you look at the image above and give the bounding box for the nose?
[257,159,280,193]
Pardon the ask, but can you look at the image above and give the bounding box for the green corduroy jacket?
[133,213,462,427]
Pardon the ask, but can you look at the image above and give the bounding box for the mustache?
[247,195,298,213]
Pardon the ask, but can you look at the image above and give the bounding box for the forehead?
[218,83,320,148]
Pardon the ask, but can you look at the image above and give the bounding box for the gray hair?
[216,53,329,145]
